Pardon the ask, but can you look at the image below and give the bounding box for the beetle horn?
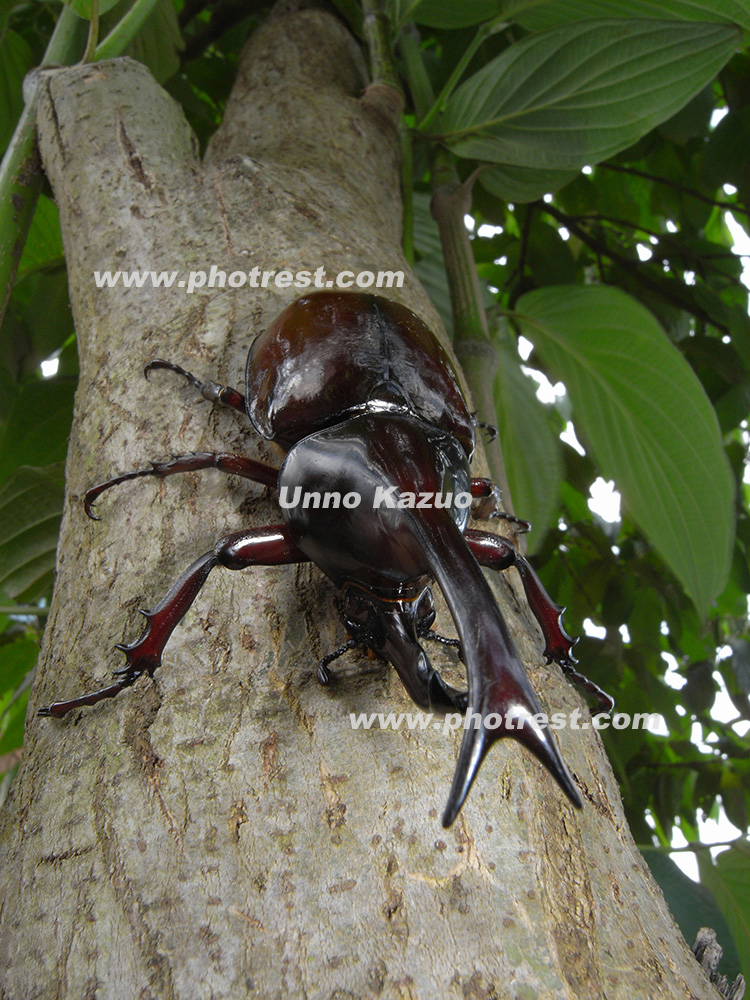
[409,510,583,827]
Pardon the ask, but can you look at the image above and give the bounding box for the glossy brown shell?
[245,291,475,456]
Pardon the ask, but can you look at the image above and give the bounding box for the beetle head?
[339,584,466,712]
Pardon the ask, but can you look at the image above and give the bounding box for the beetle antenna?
[422,630,462,654]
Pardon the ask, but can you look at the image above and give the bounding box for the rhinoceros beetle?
[39,291,611,826]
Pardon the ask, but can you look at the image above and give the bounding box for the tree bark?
[0,7,723,999]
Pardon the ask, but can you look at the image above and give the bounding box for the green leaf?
[492,331,564,552]
[412,192,453,329]
[727,638,750,695]
[0,691,29,758]
[682,660,716,714]
[642,848,742,981]
[0,29,34,152]
[123,0,182,83]
[15,195,64,279]
[0,634,38,762]
[65,0,121,18]
[658,85,715,144]
[441,21,740,170]
[509,0,750,33]
[4,268,76,374]
[328,0,364,37]
[702,105,750,206]
[514,285,735,616]
[698,844,750,982]
[0,464,65,602]
[95,0,179,74]
[413,256,453,333]
[392,0,505,29]
[526,220,577,285]
[411,193,495,329]
[0,378,76,484]
[0,636,39,709]
[480,163,579,204]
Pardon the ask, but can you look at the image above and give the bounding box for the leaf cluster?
[392,0,750,979]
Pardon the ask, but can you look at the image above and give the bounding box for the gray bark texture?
[0,6,723,999]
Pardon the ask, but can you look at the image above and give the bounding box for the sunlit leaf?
[492,330,564,552]
[441,21,740,170]
[508,0,750,33]
[698,844,750,982]
[515,285,735,616]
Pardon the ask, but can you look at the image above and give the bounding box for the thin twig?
[544,207,746,287]
[542,201,730,334]
[600,161,749,219]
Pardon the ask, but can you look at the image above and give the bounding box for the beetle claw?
[543,615,578,666]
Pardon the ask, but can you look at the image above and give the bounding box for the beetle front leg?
[38,526,308,718]
[145,359,247,415]
[465,529,576,665]
[84,452,279,518]
[465,529,614,711]
[470,478,531,533]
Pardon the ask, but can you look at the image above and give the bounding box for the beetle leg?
[472,417,498,443]
[145,359,246,414]
[36,675,149,717]
[84,452,279,518]
[317,638,360,685]
[37,526,308,718]
[465,529,578,666]
[470,477,502,519]
[465,528,613,710]
[470,478,531,533]
[557,664,615,713]
[373,607,467,712]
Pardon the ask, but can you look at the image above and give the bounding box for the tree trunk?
[0,7,723,999]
